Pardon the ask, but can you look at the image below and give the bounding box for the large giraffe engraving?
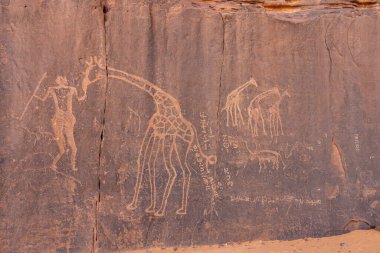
[94,61,217,216]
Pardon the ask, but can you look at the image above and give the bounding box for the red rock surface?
[1,0,379,252]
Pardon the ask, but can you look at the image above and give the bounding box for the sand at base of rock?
[127,229,380,253]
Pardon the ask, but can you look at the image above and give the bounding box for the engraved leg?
[145,137,160,213]
[258,158,263,173]
[262,111,268,137]
[275,157,279,170]
[228,107,234,127]
[174,140,192,215]
[269,112,274,138]
[237,103,244,127]
[254,110,260,136]
[278,111,284,135]
[248,110,253,135]
[280,156,286,170]
[155,136,177,217]
[51,117,65,170]
[127,126,154,210]
[65,116,77,171]
[233,102,238,127]
[226,107,231,127]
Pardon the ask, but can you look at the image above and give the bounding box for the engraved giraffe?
[95,61,217,216]
[222,78,258,128]
[248,87,290,138]
[268,90,290,138]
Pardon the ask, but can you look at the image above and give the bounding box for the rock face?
[1,0,380,252]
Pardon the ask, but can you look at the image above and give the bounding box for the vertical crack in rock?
[141,5,157,246]
[346,18,358,67]
[93,1,110,252]
[324,19,333,87]
[324,17,335,143]
[217,12,225,135]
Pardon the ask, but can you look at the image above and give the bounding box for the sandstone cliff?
[1,0,379,252]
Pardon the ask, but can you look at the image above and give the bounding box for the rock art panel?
[0,1,107,252]
[1,0,380,252]
[96,1,380,251]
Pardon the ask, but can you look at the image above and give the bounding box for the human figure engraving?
[223,79,258,128]
[33,76,80,171]
[94,62,217,216]
[19,58,102,171]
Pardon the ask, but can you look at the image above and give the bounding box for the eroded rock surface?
[1,0,379,252]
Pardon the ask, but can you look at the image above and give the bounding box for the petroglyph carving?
[19,125,55,147]
[94,61,217,216]
[224,79,290,138]
[18,72,48,121]
[199,112,215,151]
[127,106,142,135]
[28,76,79,171]
[223,78,258,128]
[230,195,321,206]
[245,142,285,172]
[81,56,104,99]
[193,144,219,217]
[248,87,290,138]
[18,58,102,171]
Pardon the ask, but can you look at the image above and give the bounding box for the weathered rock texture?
[1,0,380,252]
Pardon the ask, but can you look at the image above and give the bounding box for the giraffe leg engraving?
[258,158,263,173]
[145,137,160,214]
[278,111,284,135]
[269,111,274,138]
[127,127,154,210]
[259,108,266,136]
[174,140,192,215]
[155,136,177,217]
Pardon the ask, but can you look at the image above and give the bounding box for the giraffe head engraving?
[85,56,107,78]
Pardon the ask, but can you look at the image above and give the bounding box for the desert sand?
[128,229,380,253]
